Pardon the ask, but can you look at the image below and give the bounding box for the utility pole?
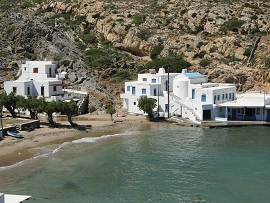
[167,67,170,119]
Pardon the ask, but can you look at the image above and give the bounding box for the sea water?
[0,124,270,202]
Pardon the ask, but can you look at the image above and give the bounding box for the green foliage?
[21,1,33,8]
[89,105,96,113]
[138,95,157,119]
[59,60,71,67]
[132,14,145,26]
[7,25,16,34]
[145,55,191,73]
[113,70,133,82]
[220,18,245,33]
[137,28,152,41]
[199,59,211,67]
[198,50,207,58]
[244,46,253,57]
[106,104,116,121]
[209,46,218,53]
[79,33,97,44]
[23,52,36,60]
[0,92,18,118]
[84,48,130,69]
[150,44,164,59]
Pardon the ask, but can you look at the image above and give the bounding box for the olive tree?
[137,96,157,120]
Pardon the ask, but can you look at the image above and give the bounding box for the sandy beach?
[0,114,148,167]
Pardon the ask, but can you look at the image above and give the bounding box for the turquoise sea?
[0,124,270,202]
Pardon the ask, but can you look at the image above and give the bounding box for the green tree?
[44,100,62,127]
[106,105,116,121]
[138,96,157,120]
[0,92,18,118]
[61,101,78,126]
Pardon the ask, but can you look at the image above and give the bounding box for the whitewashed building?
[4,61,89,114]
[121,68,270,123]
[4,61,71,101]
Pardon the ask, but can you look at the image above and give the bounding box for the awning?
[217,98,265,108]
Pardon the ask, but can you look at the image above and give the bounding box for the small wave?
[72,130,139,144]
[0,130,140,170]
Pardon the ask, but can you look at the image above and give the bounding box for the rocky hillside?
[1,0,270,109]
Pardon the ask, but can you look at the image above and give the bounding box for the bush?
[23,52,36,60]
[132,14,145,26]
[220,18,245,33]
[79,33,97,44]
[114,70,133,81]
[89,106,96,113]
[145,55,191,73]
[150,44,164,59]
[199,59,211,67]
[243,46,253,57]
[7,25,15,34]
[137,28,152,41]
[198,50,207,58]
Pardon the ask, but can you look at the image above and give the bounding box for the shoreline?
[0,114,149,167]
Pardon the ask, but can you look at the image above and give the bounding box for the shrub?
[199,59,211,67]
[198,50,207,58]
[21,1,33,8]
[7,25,15,34]
[23,52,36,60]
[132,14,145,26]
[243,46,253,57]
[89,105,96,113]
[150,44,164,59]
[79,33,97,44]
[114,70,133,81]
[220,18,245,33]
[137,28,152,41]
[209,46,218,53]
[145,55,191,73]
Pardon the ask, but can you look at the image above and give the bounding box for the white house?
[4,61,72,101]
[121,68,270,123]
[4,61,89,114]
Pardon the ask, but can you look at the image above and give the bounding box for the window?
[33,67,38,73]
[127,86,130,92]
[257,108,260,115]
[192,89,195,99]
[217,95,220,100]
[24,67,26,71]
[143,78,147,82]
[53,86,57,92]
[201,94,206,102]
[142,88,146,94]
[12,87,17,94]
[133,102,136,105]
[165,80,168,91]
[214,95,216,104]
[152,78,156,83]
[226,93,228,99]
[232,93,235,100]
[222,94,224,100]
[229,93,232,99]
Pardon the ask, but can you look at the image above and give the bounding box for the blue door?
[154,88,157,96]
[132,87,136,95]
[192,89,195,99]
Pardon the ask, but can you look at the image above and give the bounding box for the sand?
[0,114,148,167]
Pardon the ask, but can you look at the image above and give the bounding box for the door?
[132,87,136,95]
[232,109,236,120]
[203,110,211,120]
[154,88,157,96]
[266,109,270,122]
[41,86,44,97]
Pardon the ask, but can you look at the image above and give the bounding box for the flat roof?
[0,193,31,203]
[183,72,202,77]
[218,97,265,107]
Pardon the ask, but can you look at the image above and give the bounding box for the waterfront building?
[4,61,89,114]
[121,68,270,123]
[0,193,31,203]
